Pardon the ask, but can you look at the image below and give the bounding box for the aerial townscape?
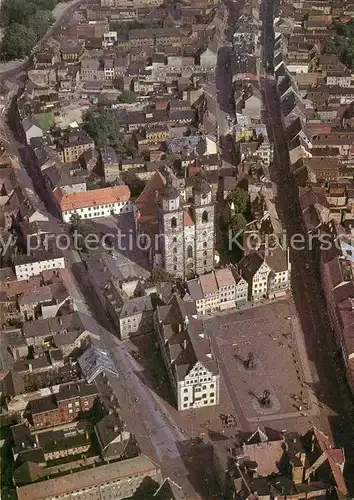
[0,0,354,497]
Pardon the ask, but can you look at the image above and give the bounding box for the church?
[135,168,215,279]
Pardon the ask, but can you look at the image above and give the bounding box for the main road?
[260,0,354,489]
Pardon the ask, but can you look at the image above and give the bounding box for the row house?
[320,245,354,393]
[28,381,98,430]
[238,247,291,302]
[186,266,248,314]
[325,71,352,88]
[56,129,95,164]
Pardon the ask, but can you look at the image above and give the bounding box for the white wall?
[15,257,66,280]
[63,201,132,223]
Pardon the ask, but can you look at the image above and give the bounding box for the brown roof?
[242,440,285,475]
[16,455,160,500]
[135,170,166,229]
[199,272,218,296]
[214,268,236,288]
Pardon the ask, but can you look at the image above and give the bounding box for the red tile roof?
[59,186,130,212]
[184,209,194,226]
[135,171,166,227]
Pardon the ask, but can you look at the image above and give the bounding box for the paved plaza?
[204,299,330,434]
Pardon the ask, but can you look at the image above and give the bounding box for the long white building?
[15,250,65,281]
[55,186,132,223]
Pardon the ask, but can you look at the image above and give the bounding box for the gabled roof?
[135,170,166,228]
[238,251,266,279]
[265,247,288,274]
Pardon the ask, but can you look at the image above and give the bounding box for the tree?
[83,110,115,148]
[69,212,82,228]
[227,187,249,214]
[2,0,37,25]
[150,269,175,283]
[26,10,54,37]
[1,23,37,60]
[325,19,354,69]
[229,213,247,233]
[83,109,137,155]
[118,91,138,104]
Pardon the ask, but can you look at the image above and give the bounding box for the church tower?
[192,175,215,275]
[158,178,185,278]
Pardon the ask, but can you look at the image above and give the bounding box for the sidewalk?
[203,290,292,320]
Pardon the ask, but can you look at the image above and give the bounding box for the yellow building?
[57,130,95,163]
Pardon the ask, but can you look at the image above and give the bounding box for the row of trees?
[326,19,354,70]
[1,0,56,60]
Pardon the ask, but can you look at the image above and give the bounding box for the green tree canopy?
[118,91,138,104]
[1,23,38,60]
[229,213,247,233]
[227,187,249,214]
[325,19,354,69]
[2,0,37,25]
[83,109,137,155]
[1,0,57,60]
[26,10,54,37]
[150,269,176,283]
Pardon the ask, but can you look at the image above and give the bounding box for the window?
[187,245,193,258]
[203,251,207,256]
[173,256,177,263]
[210,392,215,397]
[202,211,208,223]
[184,388,188,392]
[173,237,177,243]
[171,217,177,228]
[184,396,188,401]
[173,247,177,253]
[204,260,207,265]
[203,241,207,248]
[174,265,177,271]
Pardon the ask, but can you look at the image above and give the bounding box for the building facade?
[57,185,132,222]
[157,174,215,278]
[155,296,220,411]
[15,252,66,281]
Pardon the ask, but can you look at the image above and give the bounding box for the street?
[260,0,354,488]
